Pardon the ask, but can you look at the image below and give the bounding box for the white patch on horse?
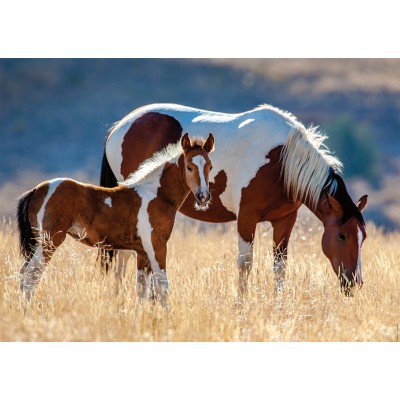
[104,197,112,207]
[37,178,64,229]
[238,118,255,129]
[356,227,363,284]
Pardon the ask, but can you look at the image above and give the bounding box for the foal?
[17,133,215,303]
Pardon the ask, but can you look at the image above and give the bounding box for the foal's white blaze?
[356,227,364,285]
[192,155,208,199]
[104,197,112,207]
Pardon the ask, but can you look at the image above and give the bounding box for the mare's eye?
[337,232,346,241]
[210,165,213,171]
[187,165,192,172]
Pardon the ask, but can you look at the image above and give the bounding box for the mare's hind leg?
[271,210,297,293]
[237,213,257,301]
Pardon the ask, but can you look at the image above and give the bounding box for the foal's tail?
[99,142,118,271]
[16,188,37,261]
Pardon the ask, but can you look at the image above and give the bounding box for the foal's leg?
[148,239,168,307]
[237,214,257,300]
[136,253,153,301]
[19,231,63,301]
[271,211,297,293]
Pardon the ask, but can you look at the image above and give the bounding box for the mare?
[101,103,368,297]
[17,133,215,304]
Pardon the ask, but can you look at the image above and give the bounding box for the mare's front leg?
[271,211,297,293]
[237,213,257,301]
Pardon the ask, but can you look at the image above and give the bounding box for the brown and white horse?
[17,133,215,303]
[101,103,368,296]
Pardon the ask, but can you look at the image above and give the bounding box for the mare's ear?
[203,133,215,153]
[356,195,368,212]
[181,132,191,153]
[321,192,343,217]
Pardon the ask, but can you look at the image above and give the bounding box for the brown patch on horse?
[121,112,182,179]
[239,146,301,225]
[178,169,237,222]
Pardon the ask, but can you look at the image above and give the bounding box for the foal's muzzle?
[195,189,211,207]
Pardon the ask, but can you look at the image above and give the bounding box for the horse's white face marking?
[192,155,207,190]
[104,197,112,207]
[356,227,364,284]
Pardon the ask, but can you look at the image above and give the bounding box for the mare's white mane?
[281,124,343,210]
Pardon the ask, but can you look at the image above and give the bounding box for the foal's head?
[181,132,215,210]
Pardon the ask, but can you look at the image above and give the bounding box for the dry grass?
[1,211,399,342]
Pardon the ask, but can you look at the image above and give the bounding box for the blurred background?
[0,59,399,228]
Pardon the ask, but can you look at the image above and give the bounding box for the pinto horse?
[101,103,368,296]
[17,133,215,303]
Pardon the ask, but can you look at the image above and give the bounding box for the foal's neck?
[156,154,190,210]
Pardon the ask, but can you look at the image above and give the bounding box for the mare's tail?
[99,143,118,271]
[16,188,37,261]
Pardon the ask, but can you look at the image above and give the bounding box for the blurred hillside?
[0,59,399,228]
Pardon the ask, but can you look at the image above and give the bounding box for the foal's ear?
[356,195,368,212]
[203,133,215,153]
[181,132,191,153]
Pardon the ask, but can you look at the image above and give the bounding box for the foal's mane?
[280,124,343,211]
[120,141,182,187]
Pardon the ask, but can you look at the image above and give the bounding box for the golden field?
[0,210,399,342]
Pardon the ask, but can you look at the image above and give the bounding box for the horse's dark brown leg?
[271,210,298,292]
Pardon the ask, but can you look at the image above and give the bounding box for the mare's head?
[181,132,215,210]
[317,175,368,295]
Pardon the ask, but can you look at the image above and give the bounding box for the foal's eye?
[210,165,213,171]
[337,232,346,241]
[187,165,192,172]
